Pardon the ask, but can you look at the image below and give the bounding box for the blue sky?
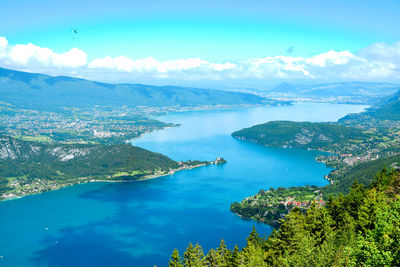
[0,0,399,86]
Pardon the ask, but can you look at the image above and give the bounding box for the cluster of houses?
[286,197,326,208]
[341,152,379,166]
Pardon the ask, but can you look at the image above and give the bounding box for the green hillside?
[368,90,400,120]
[0,67,280,111]
[170,168,400,266]
[0,135,178,195]
[324,154,400,195]
[231,119,400,197]
[232,121,369,150]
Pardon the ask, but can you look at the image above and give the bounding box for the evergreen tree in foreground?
[168,168,400,266]
[169,248,183,267]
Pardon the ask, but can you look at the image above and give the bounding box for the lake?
[0,102,367,266]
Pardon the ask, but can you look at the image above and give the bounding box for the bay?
[0,102,367,266]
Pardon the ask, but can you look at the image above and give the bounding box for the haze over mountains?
[267,81,400,103]
[366,89,400,120]
[0,67,269,111]
[334,87,400,121]
[2,66,400,111]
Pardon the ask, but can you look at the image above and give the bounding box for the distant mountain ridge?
[269,81,400,102]
[336,88,400,121]
[0,67,271,110]
[367,89,400,120]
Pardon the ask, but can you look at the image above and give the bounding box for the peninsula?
[230,89,400,224]
[0,135,226,200]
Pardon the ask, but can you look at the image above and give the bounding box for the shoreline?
[124,125,180,144]
[233,137,337,185]
[125,103,292,144]
[0,159,226,202]
[93,162,211,183]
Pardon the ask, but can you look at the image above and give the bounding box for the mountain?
[0,67,272,110]
[0,135,179,193]
[272,82,297,93]
[338,89,400,121]
[232,120,369,149]
[367,89,400,120]
[270,81,400,103]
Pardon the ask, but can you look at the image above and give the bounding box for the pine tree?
[246,226,260,246]
[169,168,400,267]
[241,240,265,266]
[205,248,217,266]
[326,193,348,227]
[169,248,183,267]
[230,245,240,267]
[193,243,206,266]
[183,243,206,267]
[238,227,265,265]
[304,201,334,246]
[215,239,229,266]
[183,243,195,266]
[345,179,365,219]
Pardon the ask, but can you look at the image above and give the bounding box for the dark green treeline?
[168,167,400,266]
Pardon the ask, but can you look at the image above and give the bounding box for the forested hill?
[0,135,178,195]
[323,154,400,195]
[0,67,278,110]
[231,120,387,196]
[338,89,400,121]
[169,168,400,266]
[367,89,400,120]
[271,81,399,98]
[232,121,369,150]
[268,81,400,104]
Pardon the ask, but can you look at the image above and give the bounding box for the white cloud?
[88,56,208,73]
[211,62,236,71]
[9,44,53,66]
[359,42,400,63]
[306,50,354,67]
[0,39,87,70]
[0,36,399,83]
[52,48,87,68]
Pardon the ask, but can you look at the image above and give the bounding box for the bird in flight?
[71,29,78,39]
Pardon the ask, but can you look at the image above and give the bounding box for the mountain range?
[367,89,400,120]
[0,67,271,110]
[268,81,400,103]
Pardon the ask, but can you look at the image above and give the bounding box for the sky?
[0,0,400,88]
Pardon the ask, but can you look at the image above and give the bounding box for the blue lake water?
[0,102,367,266]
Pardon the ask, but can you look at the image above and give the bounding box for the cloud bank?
[0,36,399,84]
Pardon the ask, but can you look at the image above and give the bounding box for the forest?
[169,167,400,266]
[231,121,370,150]
[0,135,178,195]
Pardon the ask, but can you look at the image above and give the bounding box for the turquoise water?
[0,102,367,266]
